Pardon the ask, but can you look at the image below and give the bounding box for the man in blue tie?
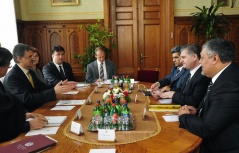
[150,46,189,92]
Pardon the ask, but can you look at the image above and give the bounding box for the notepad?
[162,114,179,122]
[159,98,172,104]
[45,116,67,126]
[62,91,79,95]
[76,83,90,88]
[25,127,59,136]
[56,100,86,105]
[50,106,75,111]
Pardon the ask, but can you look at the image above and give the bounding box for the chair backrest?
[137,70,159,83]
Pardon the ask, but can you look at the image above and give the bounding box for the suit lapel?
[93,61,99,78]
[15,65,34,89]
[50,62,62,79]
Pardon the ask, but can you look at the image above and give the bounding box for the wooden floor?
[0,83,202,153]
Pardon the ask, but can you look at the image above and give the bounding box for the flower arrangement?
[103,88,131,103]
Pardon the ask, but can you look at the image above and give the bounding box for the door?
[105,0,174,79]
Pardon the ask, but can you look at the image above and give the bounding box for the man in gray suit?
[86,46,116,83]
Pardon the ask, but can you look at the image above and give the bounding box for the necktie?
[198,81,213,117]
[27,71,35,88]
[175,68,180,76]
[185,73,191,86]
[59,66,66,80]
[99,63,104,79]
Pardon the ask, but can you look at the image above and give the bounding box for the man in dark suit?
[43,45,75,85]
[85,46,116,83]
[153,44,210,107]
[178,38,239,153]
[150,46,189,92]
[3,43,71,112]
[0,47,47,142]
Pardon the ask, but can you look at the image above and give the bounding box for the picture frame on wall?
[212,0,230,7]
[51,0,79,6]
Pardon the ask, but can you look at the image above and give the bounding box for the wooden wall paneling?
[65,26,86,81]
[230,16,239,63]
[23,27,47,69]
[46,28,64,62]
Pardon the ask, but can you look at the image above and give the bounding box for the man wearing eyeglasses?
[3,43,71,112]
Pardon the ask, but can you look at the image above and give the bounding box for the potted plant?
[74,19,115,73]
[190,2,230,42]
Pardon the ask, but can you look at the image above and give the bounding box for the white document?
[89,149,116,153]
[25,127,59,136]
[130,79,135,83]
[45,116,67,126]
[162,114,179,122]
[50,106,75,111]
[103,79,111,84]
[62,91,79,95]
[56,100,86,105]
[159,98,172,104]
[76,83,90,88]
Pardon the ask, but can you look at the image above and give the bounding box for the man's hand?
[54,81,71,98]
[160,86,170,92]
[178,105,196,116]
[62,80,77,89]
[151,90,163,99]
[150,82,160,91]
[29,116,48,130]
[160,91,175,99]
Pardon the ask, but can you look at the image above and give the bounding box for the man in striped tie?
[86,46,117,83]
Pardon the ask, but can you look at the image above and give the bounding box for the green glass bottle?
[103,103,110,117]
[97,100,103,112]
[115,99,121,116]
[93,103,102,116]
[110,103,118,129]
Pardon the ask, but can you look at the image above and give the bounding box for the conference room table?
[0,82,202,153]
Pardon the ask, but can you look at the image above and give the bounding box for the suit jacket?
[85,60,116,83]
[3,64,56,112]
[0,93,26,143]
[172,66,211,107]
[179,63,239,153]
[43,61,75,85]
[159,66,189,91]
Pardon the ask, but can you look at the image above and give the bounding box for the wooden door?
[106,0,174,79]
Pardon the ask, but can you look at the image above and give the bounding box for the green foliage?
[190,2,230,42]
[74,19,115,73]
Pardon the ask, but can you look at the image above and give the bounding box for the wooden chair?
[137,70,159,83]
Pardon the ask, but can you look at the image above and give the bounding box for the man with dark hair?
[86,46,116,83]
[178,38,239,152]
[150,46,189,92]
[3,43,71,112]
[153,44,210,107]
[0,47,47,142]
[43,45,75,85]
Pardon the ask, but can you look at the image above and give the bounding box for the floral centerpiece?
[103,88,131,103]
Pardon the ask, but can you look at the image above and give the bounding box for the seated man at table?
[85,46,117,83]
[152,44,210,108]
[43,45,76,86]
[178,38,239,153]
[150,46,189,92]
[3,43,72,112]
[0,47,47,142]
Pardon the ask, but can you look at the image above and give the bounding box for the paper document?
[89,149,116,153]
[56,100,86,105]
[45,116,67,126]
[50,106,75,111]
[25,127,59,136]
[62,91,79,95]
[159,99,172,104]
[76,83,90,88]
[103,79,111,84]
[162,114,179,122]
